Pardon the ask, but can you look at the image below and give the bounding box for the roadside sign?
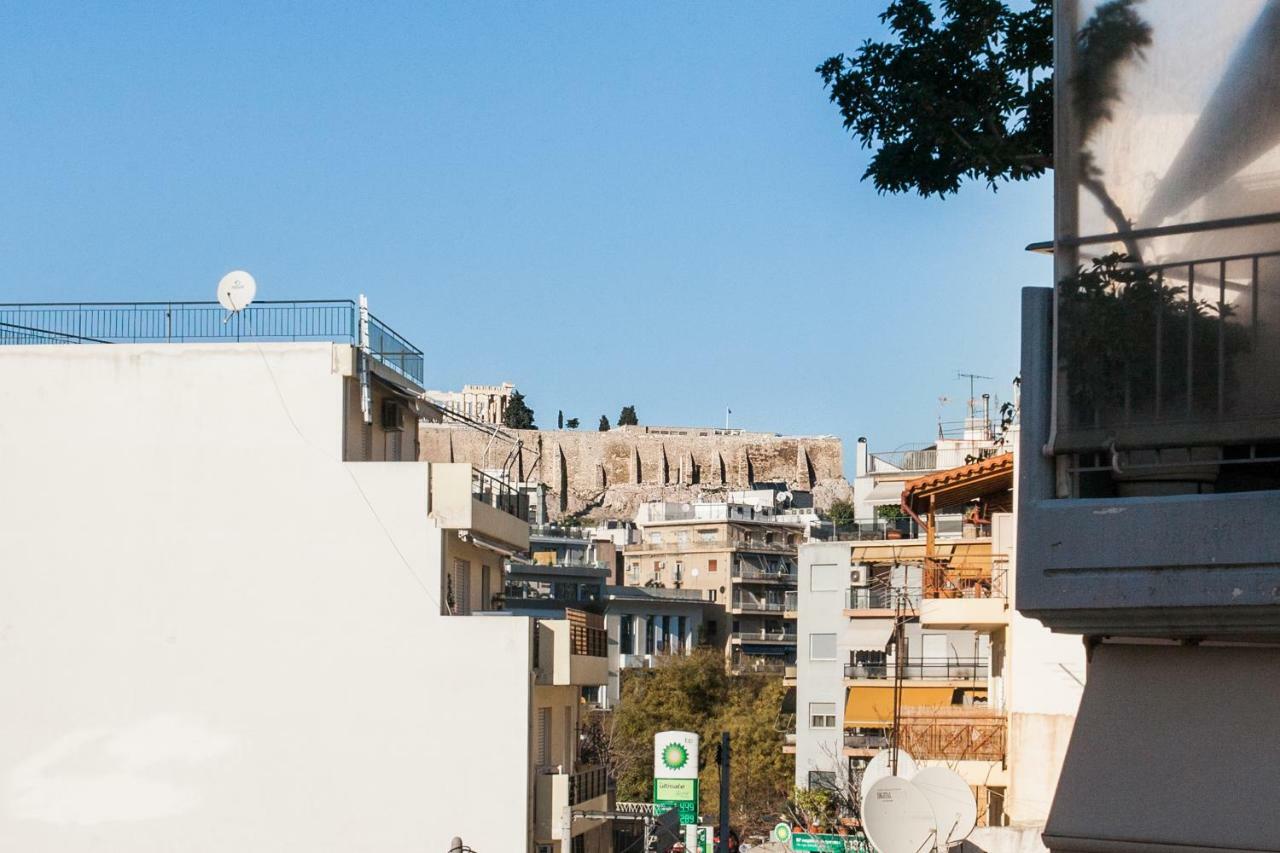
[773,822,792,844]
[653,731,700,826]
[790,832,872,853]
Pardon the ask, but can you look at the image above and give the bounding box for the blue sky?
[0,2,1051,462]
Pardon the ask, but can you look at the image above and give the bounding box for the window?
[809,702,837,729]
[620,615,635,655]
[809,633,837,661]
[708,559,718,572]
[676,531,689,546]
[810,564,842,592]
[480,566,492,610]
[698,529,717,543]
[649,532,663,545]
[659,616,671,653]
[645,616,656,655]
[676,616,687,654]
[452,559,472,615]
[808,771,837,791]
[628,561,640,581]
[536,707,551,767]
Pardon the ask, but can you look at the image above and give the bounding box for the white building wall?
[793,541,851,787]
[0,344,535,853]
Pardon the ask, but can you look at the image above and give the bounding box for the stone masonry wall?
[418,423,852,521]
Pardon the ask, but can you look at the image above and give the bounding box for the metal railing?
[0,300,424,384]
[844,657,987,680]
[569,765,609,805]
[732,595,787,612]
[831,518,920,541]
[731,656,789,674]
[845,587,920,610]
[844,732,891,751]
[898,709,1006,762]
[731,629,798,643]
[924,566,1009,600]
[868,448,938,473]
[471,468,526,518]
[570,624,608,658]
[732,565,797,583]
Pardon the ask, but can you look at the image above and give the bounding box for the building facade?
[624,500,803,673]
[0,314,609,853]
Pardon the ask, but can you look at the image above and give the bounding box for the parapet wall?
[418,423,851,520]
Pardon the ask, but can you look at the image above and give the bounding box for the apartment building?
[0,301,609,853]
[601,586,713,708]
[624,500,804,673]
[1017,4,1280,850]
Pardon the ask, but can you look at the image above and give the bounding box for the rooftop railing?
[845,587,920,610]
[868,448,938,473]
[569,766,609,805]
[472,467,526,518]
[0,300,424,384]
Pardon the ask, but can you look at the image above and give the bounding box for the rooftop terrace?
[0,299,424,385]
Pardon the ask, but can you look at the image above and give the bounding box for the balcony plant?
[1058,253,1250,429]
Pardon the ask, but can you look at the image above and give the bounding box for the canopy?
[902,453,1014,515]
[843,620,895,652]
[844,685,960,727]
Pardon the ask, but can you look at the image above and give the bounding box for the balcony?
[0,299,424,384]
[534,611,608,687]
[920,567,1008,630]
[534,766,610,842]
[731,565,797,584]
[429,463,530,553]
[730,655,789,675]
[783,591,798,615]
[845,587,919,612]
[731,594,787,613]
[843,732,891,754]
[844,657,987,681]
[897,707,1006,763]
[730,629,797,645]
[868,448,938,473]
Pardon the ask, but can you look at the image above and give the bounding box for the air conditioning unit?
[850,564,869,587]
[380,399,403,431]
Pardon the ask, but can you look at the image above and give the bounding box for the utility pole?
[718,731,730,853]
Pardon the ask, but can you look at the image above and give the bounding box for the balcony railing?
[783,591,798,611]
[567,609,607,658]
[472,468,527,518]
[868,448,938,473]
[0,300,424,384]
[830,518,921,541]
[569,765,609,805]
[845,587,920,610]
[732,629,797,644]
[732,596,787,612]
[732,566,797,583]
[898,708,1006,762]
[844,732,891,751]
[923,566,1009,601]
[844,657,987,680]
[731,655,789,674]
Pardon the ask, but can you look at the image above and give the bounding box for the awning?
[843,621,895,652]
[461,530,521,558]
[865,480,907,505]
[844,685,961,727]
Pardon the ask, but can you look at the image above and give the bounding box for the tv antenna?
[217,270,257,318]
[957,371,992,418]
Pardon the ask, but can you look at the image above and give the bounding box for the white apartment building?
[0,308,609,853]
[601,585,712,709]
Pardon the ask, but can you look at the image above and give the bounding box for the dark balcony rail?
[844,657,987,680]
[471,468,526,518]
[569,765,609,805]
[0,300,424,384]
[830,517,921,541]
[567,609,607,657]
[732,595,787,612]
[868,448,938,473]
[844,732,891,751]
[732,565,797,583]
[1055,249,1280,456]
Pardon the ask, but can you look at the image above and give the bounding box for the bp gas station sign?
[653,730,700,826]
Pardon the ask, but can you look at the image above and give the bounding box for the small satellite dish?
[217,270,257,313]
[912,767,977,847]
[859,748,919,808]
[862,776,936,853]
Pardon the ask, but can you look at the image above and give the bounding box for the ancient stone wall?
[418,423,852,521]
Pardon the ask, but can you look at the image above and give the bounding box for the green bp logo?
[661,742,689,771]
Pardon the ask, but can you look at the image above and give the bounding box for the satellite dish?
[862,776,936,853]
[912,767,977,846]
[217,270,257,313]
[859,748,918,808]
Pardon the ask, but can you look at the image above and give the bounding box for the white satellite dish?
[217,270,257,313]
[859,747,919,808]
[862,776,936,853]
[912,766,977,847]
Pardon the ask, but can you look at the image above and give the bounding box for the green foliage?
[826,499,856,527]
[875,503,904,520]
[501,390,535,430]
[618,405,639,426]
[790,785,837,831]
[610,651,792,835]
[557,410,564,429]
[566,417,580,429]
[598,415,611,431]
[817,0,1052,197]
